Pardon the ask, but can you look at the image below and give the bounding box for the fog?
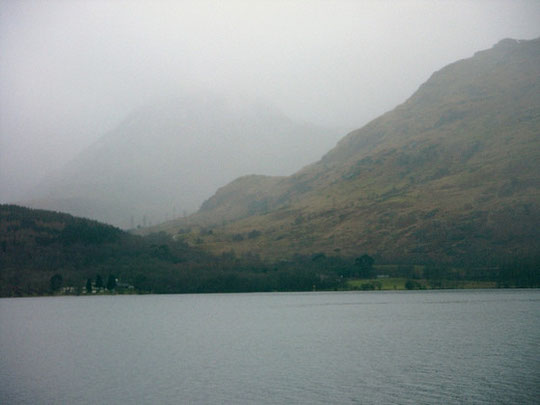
[1,0,539,204]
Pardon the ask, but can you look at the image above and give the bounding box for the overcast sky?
[1,0,539,202]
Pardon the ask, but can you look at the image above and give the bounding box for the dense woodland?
[1,205,538,297]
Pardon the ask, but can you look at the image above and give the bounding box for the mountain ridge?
[150,38,540,266]
[23,95,344,228]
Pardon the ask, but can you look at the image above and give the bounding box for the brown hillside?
[151,38,540,265]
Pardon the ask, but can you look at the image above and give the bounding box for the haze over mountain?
[153,38,540,266]
[2,1,540,206]
[23,95,341,228]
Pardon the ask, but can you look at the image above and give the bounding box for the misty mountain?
[23,95,342,228]
[155,38,540,266]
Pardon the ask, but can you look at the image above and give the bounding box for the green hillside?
[153,38,540,268]
[0,205,347,296]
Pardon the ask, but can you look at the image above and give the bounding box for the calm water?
[1,290,539,404]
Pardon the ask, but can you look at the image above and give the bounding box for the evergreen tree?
[106,274,117,291]
[95,274,103,289]
[355,254,374,278]
[50,274,63,292]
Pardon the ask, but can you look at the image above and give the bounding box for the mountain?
[152,38,540,266]
[23,95,342,228]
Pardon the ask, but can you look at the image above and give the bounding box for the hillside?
[0,205,349,296]
[0,204,180,296]
[152,38,540,267]
[2,197,537,297]
[22,95,342,228]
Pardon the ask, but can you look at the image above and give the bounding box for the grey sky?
[1,0,539,202]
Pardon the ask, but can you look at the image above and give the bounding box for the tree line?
[1,205,538,296]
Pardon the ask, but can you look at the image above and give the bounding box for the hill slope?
[0,205,348,296]
[23,95,342,228]
[155,38,540,266]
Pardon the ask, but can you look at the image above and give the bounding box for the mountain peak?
[25,95,343,228]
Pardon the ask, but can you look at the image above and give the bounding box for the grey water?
[1,290,539,404]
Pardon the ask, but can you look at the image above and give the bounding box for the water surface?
[1,290,539,404]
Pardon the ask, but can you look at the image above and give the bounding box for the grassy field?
[346,278,498,291]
